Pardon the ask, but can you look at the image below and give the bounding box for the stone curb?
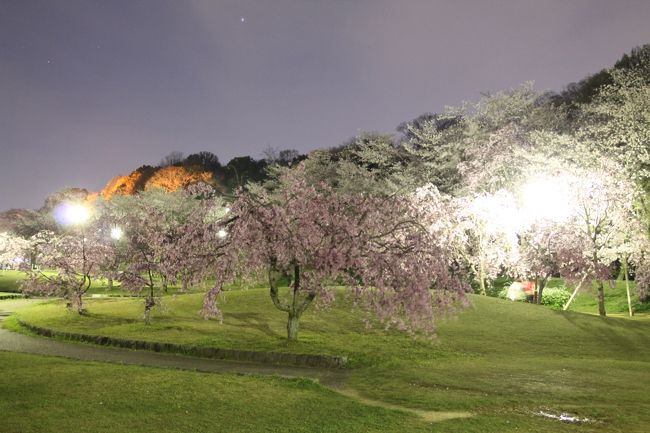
[16,319,348,369]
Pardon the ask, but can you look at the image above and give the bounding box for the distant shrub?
[541,287,571,310]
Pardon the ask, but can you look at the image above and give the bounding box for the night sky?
[2,0,650,211]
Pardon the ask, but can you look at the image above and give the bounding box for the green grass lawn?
[10,289,650,432]
[0,351,448,433]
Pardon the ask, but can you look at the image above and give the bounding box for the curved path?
[0,300,471,423]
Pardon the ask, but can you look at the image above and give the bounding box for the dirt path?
[0,300,471,422]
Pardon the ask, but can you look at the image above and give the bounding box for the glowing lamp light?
[54,202,91,226]
[520,175,574,224]
[217,229,228,239]
[110,226,124,240]
[468,190,522,234]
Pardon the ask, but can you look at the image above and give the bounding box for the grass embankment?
[10,289,650,432]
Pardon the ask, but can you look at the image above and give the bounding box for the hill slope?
[12,291,650,432]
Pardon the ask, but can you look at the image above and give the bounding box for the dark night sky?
[1,0,650,211]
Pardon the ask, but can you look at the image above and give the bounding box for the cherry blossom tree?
[452,190,520,295]
[514,222,564,304]
[104,186,230,323]
[166,184,234,303]
[0,232,31,269]
[510,158,645,315]
[202,166,468,341]
[104,189,187,322]
[21,213,115,314]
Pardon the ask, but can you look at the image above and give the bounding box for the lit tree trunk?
[144,294,155,324]
[622,256,634,317]
[563,273,588,311]
[144,271,156,324]
[287,312,300,341]
[30,250,37,270]
[592,249,606,317]
[596,280,606,317]
[535,277,547,305]
[161,275,168,293]
[478,259,487,296]
[75,292,85,314]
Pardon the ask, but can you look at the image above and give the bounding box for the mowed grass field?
[5,288,650,433]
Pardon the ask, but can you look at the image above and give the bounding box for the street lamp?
[110,226,123,241]
[54,202,91,227]
[520,175,575,225]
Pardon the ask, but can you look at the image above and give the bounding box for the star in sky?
[240,17,245,23]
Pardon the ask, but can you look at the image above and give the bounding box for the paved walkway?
[0,300,471,422]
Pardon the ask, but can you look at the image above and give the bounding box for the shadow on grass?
[557,310,650,357]
[227,311,283,339]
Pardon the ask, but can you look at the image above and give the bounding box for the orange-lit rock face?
[85,192,99,204]
[101,166,213,199]
[144,166,213,192]
[101,172,142,199]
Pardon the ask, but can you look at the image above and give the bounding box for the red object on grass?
[522,281,535,295]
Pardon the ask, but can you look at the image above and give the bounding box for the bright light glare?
[507,282,526,301]
[217,229,228,239]
[110,226,123,240]
[54,202,90,226]
[520,176,574,224]
[468,190,521,234]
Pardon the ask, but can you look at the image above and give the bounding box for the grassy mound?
[10,289,650,432]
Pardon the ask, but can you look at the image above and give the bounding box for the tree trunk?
[182,278,188,292]
[143,282,156,324]
[596,280,607,317]
[144,295,155,324]
[535,278,547,305]
[107,276,114,290]
[74,292,85,315]
[563,273,588,311]
[621,256,634,317]
[161,275,168,293]
[287,313,300,341]
[268,261,315,342]
[478,260,487,295]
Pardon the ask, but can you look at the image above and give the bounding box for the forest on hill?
[1,44,648,239]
